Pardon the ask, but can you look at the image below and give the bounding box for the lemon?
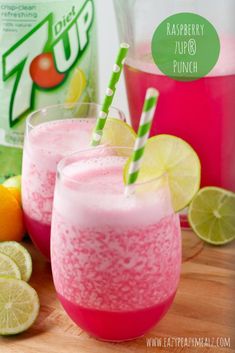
[0,185,25,242]
[65,67,86,105]
[0,242,32,282]
[100,118,136,150]
[0,277,40,335]
[0,253,21,280]
[188,187,235,245]
[124,134,201,211]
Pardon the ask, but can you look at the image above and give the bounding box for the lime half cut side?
[0,242,32,282]
[0,253,21,280]
[188,187,235,245]
[0,277,40,335]
[3,175,22,191]
[123,134,201,211]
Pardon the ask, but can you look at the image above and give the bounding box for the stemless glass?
[22,103,125,260]
[51,146,181,342]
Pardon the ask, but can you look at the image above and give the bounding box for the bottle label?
[0,0,97,141]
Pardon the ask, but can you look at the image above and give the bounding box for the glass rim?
[26,102,126,130]
[57,145,168,188]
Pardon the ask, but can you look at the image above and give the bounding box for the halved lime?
[188,187,235,245]
[0,277,40,335]
[3,175,21,191]
[0,242,32,282]
[101,118,137,149]
[123,134,201,211]
[0,253,21,280]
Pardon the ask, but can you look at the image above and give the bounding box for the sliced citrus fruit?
[0,185,25,242]
[123,134,201,211]
[65,67,86,105]
[188,187,235,245]
[3,175,21,191]
[100,118,136,149]
[0,242,32,282]
[0,253,21,280]
[0,277,40,335]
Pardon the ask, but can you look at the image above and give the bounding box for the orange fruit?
[0,185,25,242]
[6,187,21,205]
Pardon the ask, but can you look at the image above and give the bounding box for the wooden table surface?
[1,230,235,353]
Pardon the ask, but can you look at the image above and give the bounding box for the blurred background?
[96,0,129,119]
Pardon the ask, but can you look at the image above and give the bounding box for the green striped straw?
[126,88,159,191]
[91,43,129,146]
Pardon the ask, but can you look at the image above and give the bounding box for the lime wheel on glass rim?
[100,118,137,149]
[123,134,201,212]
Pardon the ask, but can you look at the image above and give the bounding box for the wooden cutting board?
[1,230,235,353]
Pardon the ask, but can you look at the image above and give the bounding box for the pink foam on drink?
[124,38,235,191]
[22,118,95,259]
[51,155,181,340]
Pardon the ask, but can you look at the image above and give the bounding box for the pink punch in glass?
[51,146,181,341]
[124,39,235,191]
[22,104,125,260]
[114,0,235,192]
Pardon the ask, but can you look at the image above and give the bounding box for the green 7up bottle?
[0,0,98,182]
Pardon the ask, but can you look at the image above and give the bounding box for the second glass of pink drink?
[51,146,181,341]
[22,103,125,259]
